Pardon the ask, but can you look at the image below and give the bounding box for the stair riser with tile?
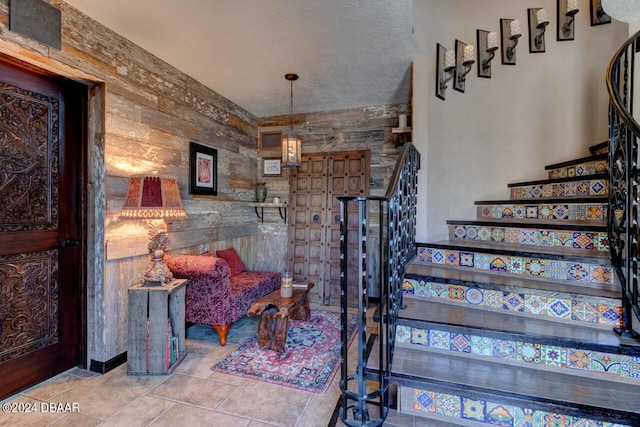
[398,385,633,427]
[417,247,614,291]
[547,158,608,179]
[449,224,609,252]
[509,178,608,200]
[394,324,639,382]
[476,202,607,221]
[402,277,623,328]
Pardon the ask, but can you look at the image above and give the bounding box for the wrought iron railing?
[338,142,420,426]
[606,30,640,338]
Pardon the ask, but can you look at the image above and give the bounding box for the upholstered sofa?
[165,250,281,346]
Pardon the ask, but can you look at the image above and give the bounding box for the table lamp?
[121,175,187,285]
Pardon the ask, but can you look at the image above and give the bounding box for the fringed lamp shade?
[121,175,187,219]
[121,175,186,285]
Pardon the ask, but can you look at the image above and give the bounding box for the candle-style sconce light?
[501,18,522,65]
[454,39,475,93]
[558,0,579,40]
[528,8,550,52]
[436,43,456,100]
[477,29,499,78]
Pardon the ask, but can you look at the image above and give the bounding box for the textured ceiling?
[63,0,419,118]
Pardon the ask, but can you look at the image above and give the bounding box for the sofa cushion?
[216,247,246,276]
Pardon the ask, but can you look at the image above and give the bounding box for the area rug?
[212,309,357,393]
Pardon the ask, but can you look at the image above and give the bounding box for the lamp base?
[141,249,174,286]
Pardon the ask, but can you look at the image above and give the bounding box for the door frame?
[0,52,96,374]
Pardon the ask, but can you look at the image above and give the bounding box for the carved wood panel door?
[0,58,85,399]
[287,150,369,305]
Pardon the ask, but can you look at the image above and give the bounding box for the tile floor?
[0,305,358,427]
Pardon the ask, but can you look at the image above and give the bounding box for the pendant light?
[282,73,302,168]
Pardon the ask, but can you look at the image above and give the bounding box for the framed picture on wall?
[189,141,217,196]
[259,130,283,151]
[262,157,282,176]
[590,0,611,26]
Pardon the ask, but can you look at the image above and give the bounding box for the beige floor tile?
[48,413,102,427]
[149,403,250,427]
[50,367,169,420]
[99,395,175,427]
[216,380,312,426]
[297,380,342,427]
[149,374,235,409]
[172,354,218,378]
[23,373,86,401]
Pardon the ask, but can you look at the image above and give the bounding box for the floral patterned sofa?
[165,249,281,346]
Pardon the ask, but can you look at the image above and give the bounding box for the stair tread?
[508,173,608,187]
[388,344,640,418]
[420,239,612,262]
[399,298,637,353]
[545,153,608,170]
[447,217,607,231]
[405,263,621,298]
[474,196,608,205]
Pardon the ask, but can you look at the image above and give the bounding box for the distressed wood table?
[247,282,314,352]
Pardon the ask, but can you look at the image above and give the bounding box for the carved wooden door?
[287,150,369,305]
[0,58,85,399]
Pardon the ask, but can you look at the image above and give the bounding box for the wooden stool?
[247,283,314,352]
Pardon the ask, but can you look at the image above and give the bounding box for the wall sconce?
[500,18,522,65]
[121,175,187,285]
[454,40,475,93]
[477,29,499,78]
[528,8,550,52]
[558,0,579,40]
[436,43,456,100]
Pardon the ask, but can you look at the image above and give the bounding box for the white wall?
[412,0,628,242]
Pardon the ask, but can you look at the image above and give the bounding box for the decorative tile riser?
[510,179,608,199]
[400,386,632,427]
[396,325,640,380]
[450,225,609,252]
[417,247,614,287]
[547,160,608,180]
[402,279,622,326]
[477,203,607,221]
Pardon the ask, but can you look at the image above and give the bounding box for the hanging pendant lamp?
[282,73,302,168]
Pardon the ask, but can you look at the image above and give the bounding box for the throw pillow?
[216,247,246,276]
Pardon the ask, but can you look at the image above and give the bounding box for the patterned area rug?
[212,310,357,393]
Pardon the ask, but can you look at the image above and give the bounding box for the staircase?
[370,142,640,426]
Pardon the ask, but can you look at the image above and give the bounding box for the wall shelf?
[248,202,288,223]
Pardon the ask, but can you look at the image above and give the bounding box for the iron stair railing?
[338,142,420,426]
[606,30,640,338]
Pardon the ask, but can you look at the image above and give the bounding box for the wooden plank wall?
[258,103,411,298]
[0,0,411,366]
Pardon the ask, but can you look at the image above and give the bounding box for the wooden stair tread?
[419,239,612,263]
[475,196,608,205]
[405,263,621,298]
[507,173,608,187]
[386,345,640,422]
[545,153,608,170]
[399,298,638,353]
[446,217,607,231]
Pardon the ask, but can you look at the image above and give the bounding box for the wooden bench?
[247,283,314,352]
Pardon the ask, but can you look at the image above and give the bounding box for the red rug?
[212,310,357,393]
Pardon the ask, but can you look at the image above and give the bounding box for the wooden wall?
[0,0,411,367]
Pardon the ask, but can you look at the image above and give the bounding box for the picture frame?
[259,130,283,151]
[262,157,282,176]
[590,0,611,26]
[189,141,217,196]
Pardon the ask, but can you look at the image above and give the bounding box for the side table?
[127,278,188,375]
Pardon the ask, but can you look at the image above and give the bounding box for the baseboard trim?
[89,352,127,374]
